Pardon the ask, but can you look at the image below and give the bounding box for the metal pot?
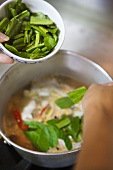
[0,50,112,168]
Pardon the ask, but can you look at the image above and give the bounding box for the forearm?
[75,106,113,170]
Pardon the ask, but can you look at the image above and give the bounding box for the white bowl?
[0,0,65,64]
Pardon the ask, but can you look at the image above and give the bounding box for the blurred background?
[46,0,113,78]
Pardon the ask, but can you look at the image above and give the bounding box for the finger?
[0,32,9,42]
[88,83,100,90]
[102,82,113,86]
[0,53,14,64]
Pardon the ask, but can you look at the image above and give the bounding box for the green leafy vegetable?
[65,116,82,142]
[4,44,18,54]
[56,116,71,129]
[67,86,87,103]
[25,127,50,152]
[24,115,83,152]
[20,86,86,152]
[44,36,57,50]
[47,125,58,148]
[0,0,59,60]
[55,97,74,109]
[47,119,59,126]
[0,18,9,32]
[5,18,22,38]
[64,135,72,151]
[55,86,87,109]
[30,16,53,25]
[24,121,58,152]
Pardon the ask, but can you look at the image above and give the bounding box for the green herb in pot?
[24,115,83,152]
[55,86,87,109]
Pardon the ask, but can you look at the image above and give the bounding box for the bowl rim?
[0,0,65,63]
[0,49,112,156]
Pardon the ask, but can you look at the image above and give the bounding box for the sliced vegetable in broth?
[3,74,85,152]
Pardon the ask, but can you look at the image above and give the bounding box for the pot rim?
[0,50,112,82]
[0,130,81,155]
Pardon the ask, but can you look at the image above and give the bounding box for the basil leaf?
[47,125,58,148]
[58,129,65,140]
[25,121,58,151]
[67,86,87,104]
[25,121,45,129]
[47,116,71,129]
[24,130,40,148]
[65,116,82,142]
[25,126,50,152]
[55,96,74,109]
[37,127,50,152]
[71,116,80,134]
[47,119,59,126]
[64,135,72,151]
[66,125,77,142]
[55,86,87,109]
[58,129,72,150]
[76,131,82,142]
[24,116,83,152]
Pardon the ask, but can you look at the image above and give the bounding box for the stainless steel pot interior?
[0,50,112,168]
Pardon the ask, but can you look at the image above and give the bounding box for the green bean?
[32,47,40,54]
[30,16,53,25]
[10,8,17,17]
[13,33,24,40]
[35,32,40,46]
[18,3,27,12]
[26,44,37,53]
[24,30,29,44]
[31,25,46,37]
[15,10,30,19]
[22,21,31,30]
[13,37,24,46]
[0,18,9,32]
[13,44,25,50]
[0,0,59,60]
[4,44,18,53]
[5,18,22,38]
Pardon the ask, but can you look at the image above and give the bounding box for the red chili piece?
[38,104,49,117]
[13,109,28,130]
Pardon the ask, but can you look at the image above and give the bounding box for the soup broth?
[3,74,85,152]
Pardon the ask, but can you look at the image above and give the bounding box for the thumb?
[0,32,9,42]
